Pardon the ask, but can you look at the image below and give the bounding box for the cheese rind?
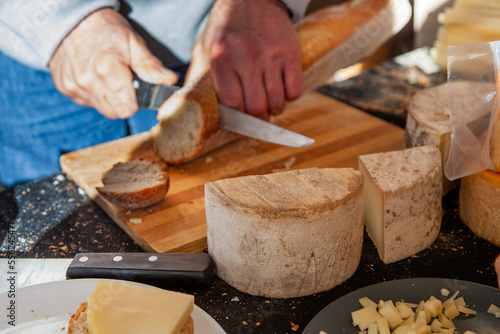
[86,281,194,334]
[459,169,500,247]
[358,146,442,264]
[205,168,365,298]
[404,82,469,194]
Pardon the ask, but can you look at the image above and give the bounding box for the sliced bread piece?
[358,145,442,264]
[205,167,365,298]
[96,159,169,209]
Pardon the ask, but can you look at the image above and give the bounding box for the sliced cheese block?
[86,281,194,334]
[459,169,500,247]
[431,0,500,68]
[358,146,442,264]
[405,82,465,194]
[205,167,365,298]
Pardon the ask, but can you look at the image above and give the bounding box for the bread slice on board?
[205,167,365,298]
[96,159,169,209]
[151,0,411,165]
[358,145,442,264]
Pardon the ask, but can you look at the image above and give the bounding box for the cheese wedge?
[404,82,468,194]
[85,281,194,334]
[358,146,442,264]
[459,169,500,247]
[205,168,365,298]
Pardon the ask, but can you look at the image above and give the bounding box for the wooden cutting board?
[60,92,404,253]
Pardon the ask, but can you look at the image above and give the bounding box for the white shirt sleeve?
[280,0,312,22]
[0,0,119,71]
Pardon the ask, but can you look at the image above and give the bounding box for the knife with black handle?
[66,253,215,289]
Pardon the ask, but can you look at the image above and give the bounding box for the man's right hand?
[49,8,178,119]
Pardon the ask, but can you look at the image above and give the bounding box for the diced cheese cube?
[458,305,476,315]
[442,291,460,309]
[444,303,460,319]
[368,323,378,334]
[359,297,378,309]
[392,325,412,334]
[424,298,442,317]
[352,307,381,330]
[438,313,455,329]
[379,304,403,329]
[487,303,500,318]
[397,302,415,319]
[376,317,391,334]
[409,322,431,334]
[430,318,442,332]
[454,296,466,307]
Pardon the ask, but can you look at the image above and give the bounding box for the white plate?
[0,278,226,333]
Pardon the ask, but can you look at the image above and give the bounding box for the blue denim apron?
[0,52,186,188]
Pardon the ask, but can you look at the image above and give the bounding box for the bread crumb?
[441,288,450,296]
[272,156,297,172]
[291,322,299,331]
[129,218,143,224]
[284,156,296,169]
[231,297,240,302]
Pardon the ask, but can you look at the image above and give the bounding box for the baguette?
[151,0,411,165]
[96,159,169,209]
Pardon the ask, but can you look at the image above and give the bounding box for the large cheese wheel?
[358,145,442,264]
[404,82,467,194]
[204,168,364,298]
[459,169,500,247]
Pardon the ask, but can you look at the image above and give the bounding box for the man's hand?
[187,0,304,121]
[49,8,178,119]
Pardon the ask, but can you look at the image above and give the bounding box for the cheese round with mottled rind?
[358,145,442,264]
[205,167,365,298]
[459,169,500,247]
[404,82,467,194]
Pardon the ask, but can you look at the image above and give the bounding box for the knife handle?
[66,253,215,290]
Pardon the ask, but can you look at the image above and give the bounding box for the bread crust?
[67,302,88,334]
[296,0,390,71]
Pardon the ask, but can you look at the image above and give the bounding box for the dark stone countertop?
[1,48,499,334]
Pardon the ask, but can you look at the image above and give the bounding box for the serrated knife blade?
[134,76,315,147]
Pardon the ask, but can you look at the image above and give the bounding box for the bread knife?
[133,76,315,147]
[66,253,215,289]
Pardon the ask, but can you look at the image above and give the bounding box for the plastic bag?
[444,41,500,180]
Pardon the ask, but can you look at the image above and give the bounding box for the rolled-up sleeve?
[281,0,312,22]
[0,0,119,71]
